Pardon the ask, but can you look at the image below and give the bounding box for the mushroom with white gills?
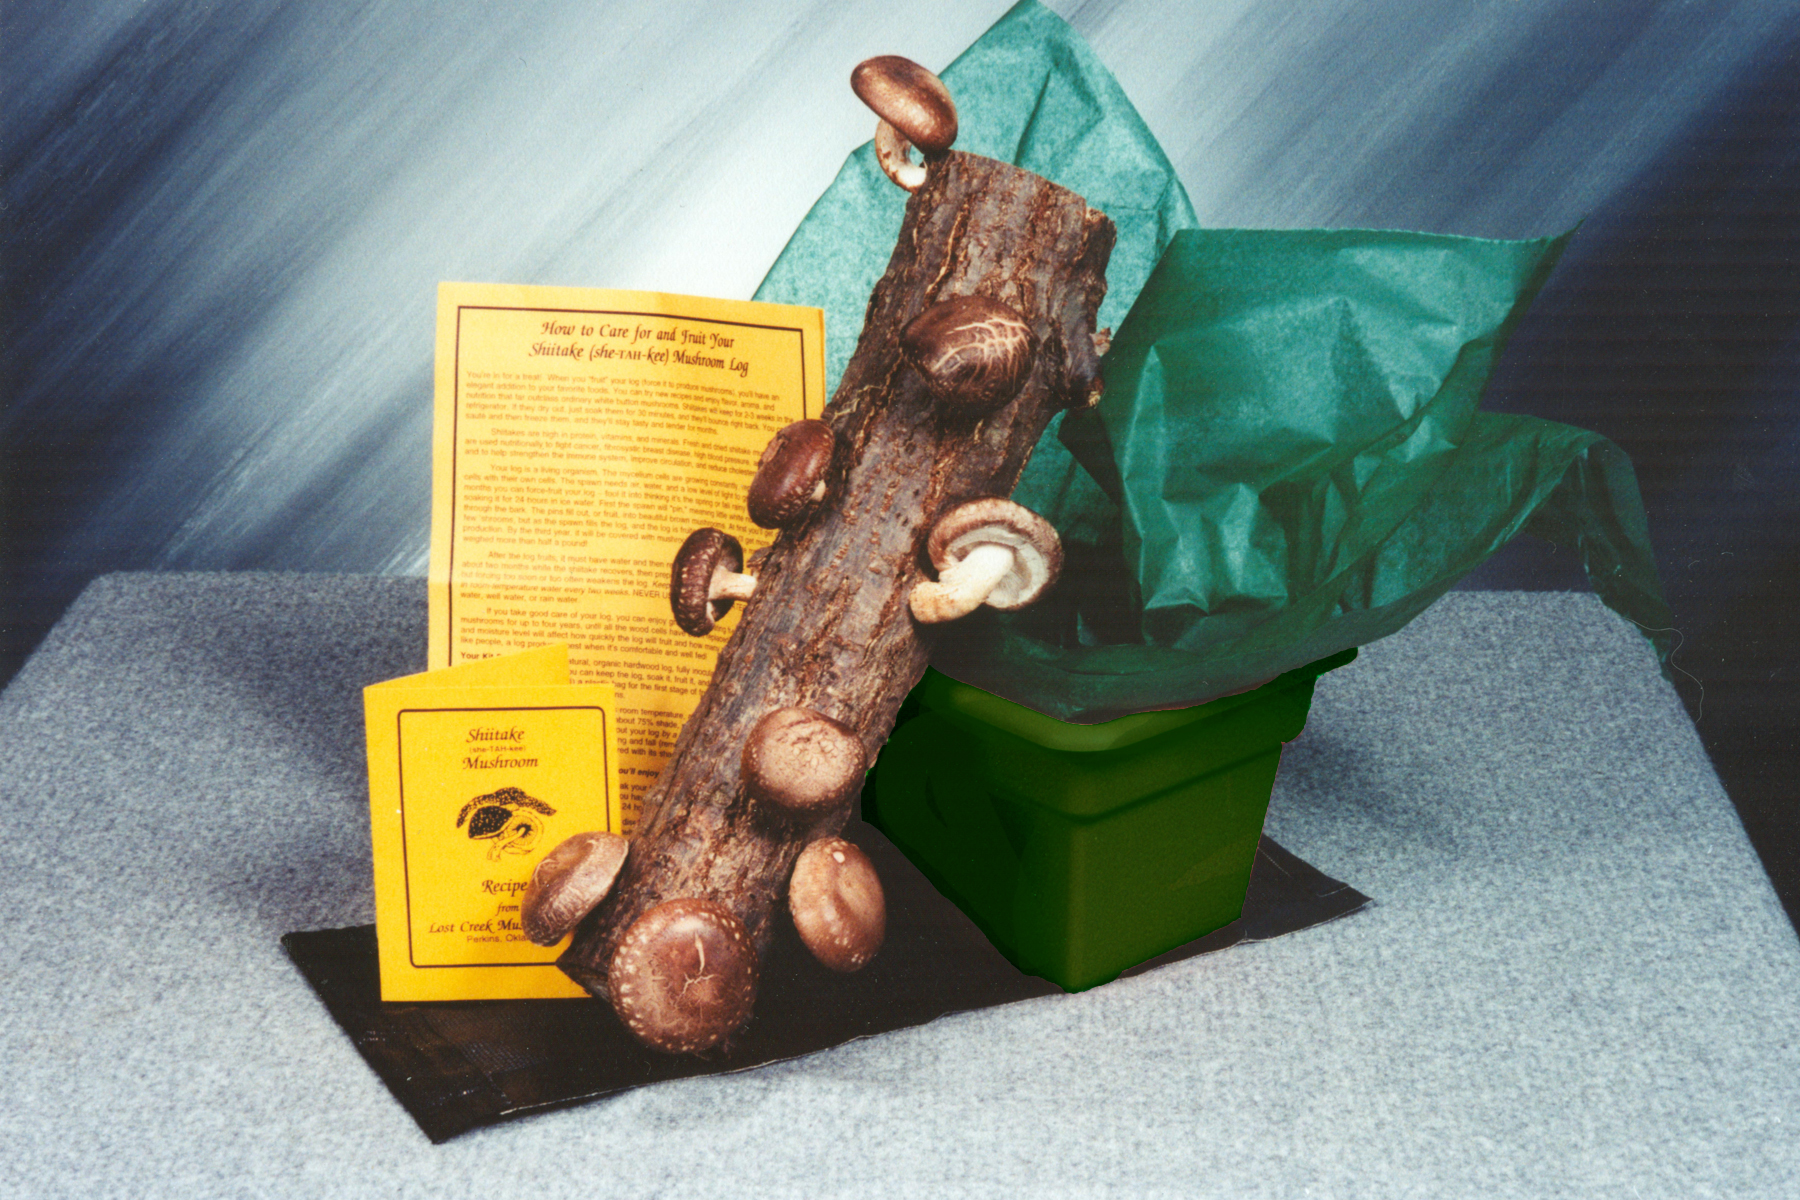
[900,295,1036,417]
[851,55,957,191]
[609,897,757,1054]
[670,527,757,636]
[910,497,1063,624]
[520,831,629,946]
[747,419,837,529]
[789,837,886,973]
[741,706,867,819]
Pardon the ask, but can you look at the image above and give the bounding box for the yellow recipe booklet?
[365,643,619,1000]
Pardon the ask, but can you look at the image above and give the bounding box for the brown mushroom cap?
[747,420,837,529]
[520,831,629,946]
[850,56,957,154]
[670,527,752,636]
[789,837,886,972]
[900,296,1037,415]
[609,898,757,1054]
[742,707,867,818]
[910,497,1063,623]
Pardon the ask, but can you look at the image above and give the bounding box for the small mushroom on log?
[789,837,886,972]
[521,831,629,946]
[853,55,958,191]
[747,420,838,529]
[742,706,867,819]
[560,56,1114,1053]
[909,497,1063,624]
[670,527,757,636]
[901,295,1037,416]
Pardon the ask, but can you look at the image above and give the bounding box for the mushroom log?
[559,55,1114,1052]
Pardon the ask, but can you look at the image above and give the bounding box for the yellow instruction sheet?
[365,643,621,1000]
[428,283,825,831]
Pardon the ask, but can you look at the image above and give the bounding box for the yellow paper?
[428,282,824,831]
[365,644,619,1000]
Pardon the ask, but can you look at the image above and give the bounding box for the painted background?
[4,0,1795,915]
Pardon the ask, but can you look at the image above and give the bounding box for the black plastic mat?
[284,819,1369,1143]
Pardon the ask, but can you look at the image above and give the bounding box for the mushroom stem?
[909,541,1015,624]
[712,566,757,604]
[874,119,928,191]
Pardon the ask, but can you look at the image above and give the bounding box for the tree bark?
[560,151,1115,1029]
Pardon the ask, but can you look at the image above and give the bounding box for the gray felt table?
[3,573,1796,1198]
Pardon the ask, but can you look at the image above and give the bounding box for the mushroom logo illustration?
[456,786,556,861]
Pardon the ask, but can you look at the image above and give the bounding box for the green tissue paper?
[757,1,1672,722]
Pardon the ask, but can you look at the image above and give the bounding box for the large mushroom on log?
[789,837,886,973]
[853,55,958,191]
[559,54,1113,1053]
[742,707,867,819]
[910,497,1063,624]
[609,898,757,1054]
[747,420,838,529]
[520,831,629,946]
[901,295,1037,416]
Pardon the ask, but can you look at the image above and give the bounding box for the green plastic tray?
[866,649,1355,991]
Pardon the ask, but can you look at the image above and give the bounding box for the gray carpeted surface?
[3,573,1796,1197]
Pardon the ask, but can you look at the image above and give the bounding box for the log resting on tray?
[559,145,1115,1051]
